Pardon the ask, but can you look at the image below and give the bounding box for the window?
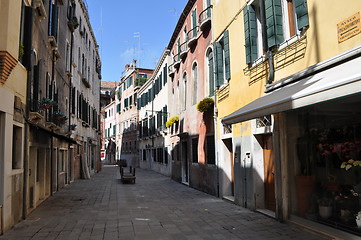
[206,49,214,96]
[143,149,146,161]
[243,0,309,64]
[59,150,64,173]
[206,135,215,164]
[66,42,70,72]
[214,30,230,87]
[192,63,197,105]
[192,137,198,163]
[183,73,187,111]
[164,147,168,165]
[12,125,22,169]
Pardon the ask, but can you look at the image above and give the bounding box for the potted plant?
[60,115,68,124]
[196,97,214,113]
[53,111,64,121]
[70,124,76,130]
[166,116,179,128]
[318,195,333,218]
[40,97,56,110]
[356,211,361,228]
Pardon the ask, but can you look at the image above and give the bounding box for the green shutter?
[113,125,116,136]
[209,52,214,96]
[265,0,283,48]
[216,42,223,87]
[51,5,59,41]
[244,5,258,64]
[294,0,309,30]
[177,38,181,60]
[224,30,230,80]
[163,64,167,84]
[163,106,167,126]
[192,10,197,37]
[159,73,163,90]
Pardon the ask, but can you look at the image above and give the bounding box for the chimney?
[133,59,137,67]
[125,64,130,70]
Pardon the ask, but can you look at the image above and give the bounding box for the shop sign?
[338,12,361,43]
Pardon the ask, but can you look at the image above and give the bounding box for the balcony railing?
[168,63,175,77]
[179,41,189,60]
[173,53,181,69]
[187,26,199,48]
[199,5,212,32]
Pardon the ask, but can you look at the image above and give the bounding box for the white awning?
[222,56,361,125]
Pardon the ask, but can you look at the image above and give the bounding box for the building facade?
[0,0,28,233]
[167,0,216,195]
[138,50,172,176]
[116,60,153,167]
[214,0,361,238]
[0,0,101,234]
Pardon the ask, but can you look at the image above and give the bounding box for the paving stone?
[0,166,327,240]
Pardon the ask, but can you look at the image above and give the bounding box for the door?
[224,139,234,196]
[263,135,276,211]
[181,141,189,183]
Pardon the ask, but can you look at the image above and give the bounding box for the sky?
[85,0,188,82]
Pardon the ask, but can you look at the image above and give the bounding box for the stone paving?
[1,166,326,240]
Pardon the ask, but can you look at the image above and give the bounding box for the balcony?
[67,16,79,32]
[82,77,91,88]
[187,26,199,48]
[179,41,189,60]
[173,53,181,69]
[199,5,212,32]
[168,63,175,77]
[34,0,47,21]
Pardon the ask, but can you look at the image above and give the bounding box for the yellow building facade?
[214,0,361,237]
[0,0,28,233]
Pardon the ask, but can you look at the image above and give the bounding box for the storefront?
[222,47,361,237]
[286,94,361,236]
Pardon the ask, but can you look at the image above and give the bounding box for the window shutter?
[72,87,76,114]
[224,30,231,80]
[33,59,43,111]
[265,0,283,48]
[163,106,167,126]
[216,42,223,87]
[163,64,167,84]
[51,4,59,41]
[192,10,197,37]
[137,98,141,110]
[208,52,214,96]
[177,38,181,60]
[244,5,258,64]
[294,0,309,30]
[159,73,163,90]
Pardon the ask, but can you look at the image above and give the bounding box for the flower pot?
[319,205,332,218]
[43,104,50,109]
[296,175,316,218]
[356,219,361,228]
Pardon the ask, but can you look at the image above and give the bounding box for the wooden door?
[263,135,275,211]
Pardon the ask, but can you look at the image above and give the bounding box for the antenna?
[134,32,140,67]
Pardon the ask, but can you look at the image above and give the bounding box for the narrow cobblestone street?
[1,166,325,240]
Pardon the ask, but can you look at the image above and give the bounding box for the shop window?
[288,97,361,235]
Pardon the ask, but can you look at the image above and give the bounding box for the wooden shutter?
[208,52,214,96]
[177,38,181,60]
[294,0,309,30]
[192,10,197,37]
[216,42,223,87]
[23,6,34,69]
[163,64,167,84]
[224,30,230,80]
[163,106,167,126]
[265,0,283,48]
[137,98,141,110]
[51,4,59,41]
[244,5,258,64]
[33,59,43,111]
[159,73,163,90]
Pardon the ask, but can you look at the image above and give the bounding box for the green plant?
[196,97,214,113]
[40,97,57,109]
[71,16,79,29]
[70,124,76,130]
[341,159,361,171]
[166,116,179,128]
[134,77,148,86]
[19,44,24,59]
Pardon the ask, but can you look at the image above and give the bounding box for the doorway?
[181,141,189,184]
[223,138,234,197]
[263,134,275,211]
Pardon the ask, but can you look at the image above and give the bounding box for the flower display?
[166,116,179,128]
[196,97,214,113]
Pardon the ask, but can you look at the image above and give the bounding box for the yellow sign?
[338,12,361,43]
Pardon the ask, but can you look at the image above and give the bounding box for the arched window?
[206,48,214,96]
[192,63,198,105]
[183,72,187,111]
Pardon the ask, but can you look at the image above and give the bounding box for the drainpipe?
[23,2,34,219]
[214,86,219,198]
[259,0,275,86]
